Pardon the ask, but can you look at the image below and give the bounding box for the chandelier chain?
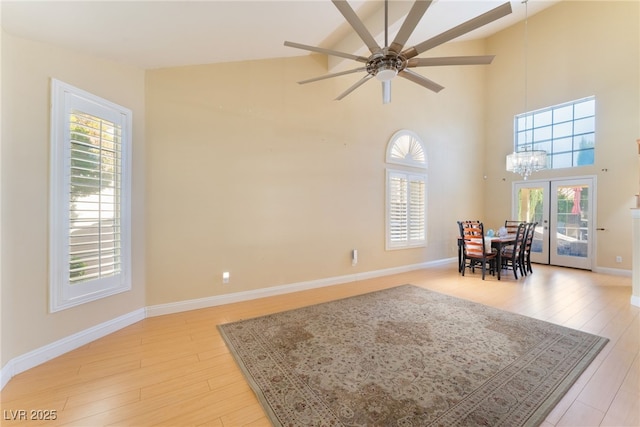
[506,0,547,180]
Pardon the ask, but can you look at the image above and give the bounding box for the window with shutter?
[385,130,427,250]
[50,80,132,312]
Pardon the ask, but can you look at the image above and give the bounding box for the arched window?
[386,130,427,168]
[385,130,427,250]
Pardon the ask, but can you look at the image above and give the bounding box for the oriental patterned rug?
[218,285,608,427]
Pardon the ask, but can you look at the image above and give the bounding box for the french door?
[512,177,595,270]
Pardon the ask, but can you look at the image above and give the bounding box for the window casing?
[385,130,427,250]
[50,79,132,312]
[515,96,595,169]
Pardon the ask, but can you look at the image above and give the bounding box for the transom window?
[515,96,595,169]
[386,130,427,168]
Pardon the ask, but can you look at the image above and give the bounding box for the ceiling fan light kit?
[284,0,513,104]
[371,55,402,82]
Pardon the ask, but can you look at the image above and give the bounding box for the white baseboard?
[2,259,457,391]
[146,258,455,317]
[631,295,640,307]
[0,308,145,390]
[592,266,632,277]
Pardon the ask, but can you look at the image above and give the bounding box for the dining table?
[458,234,517,280]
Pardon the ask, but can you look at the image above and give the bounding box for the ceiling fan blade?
[298,67,367,84]
[402,2,512,60]
[382,81,391,104]
[407,55,495,67]
[398,69,444,93]
[284,41,368,63]
[332,0,381,54]
[335,74,374,100]
[389,0,433,53]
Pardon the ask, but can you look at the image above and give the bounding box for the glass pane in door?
[516,186,547,263]
[554,185,589,258]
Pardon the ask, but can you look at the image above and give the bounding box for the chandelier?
[505,0,546,180]
[506,149,547,180]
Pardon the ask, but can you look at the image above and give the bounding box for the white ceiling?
[1,0,559,70]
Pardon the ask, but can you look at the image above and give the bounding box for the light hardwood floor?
[1,264,638,426]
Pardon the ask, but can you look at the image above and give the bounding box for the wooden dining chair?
[521,222,538,275]
[460,221,497,280]
[457,220,480,273]
[501,222,528,279]
[504,220,523,235]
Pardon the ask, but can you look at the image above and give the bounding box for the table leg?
[494,241,502,280]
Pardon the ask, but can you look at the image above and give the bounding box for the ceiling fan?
[284,0,512,104]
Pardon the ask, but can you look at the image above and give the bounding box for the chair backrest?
[523,222,538,252]
[504,220,523,235]
[461,221,488,257]
[458,220,480,238]
[513,222,528,254]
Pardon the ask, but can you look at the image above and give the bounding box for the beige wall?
[0,21,4,371]
[0,32,147,364]
[1,30,488,368]
[484,0,639,270]
[145,40,488,305]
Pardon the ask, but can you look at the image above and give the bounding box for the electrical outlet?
[352,249,358,266]
[222,271,230,284]
[615,256,622,263]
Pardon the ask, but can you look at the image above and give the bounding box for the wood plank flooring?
[1,264,638,426]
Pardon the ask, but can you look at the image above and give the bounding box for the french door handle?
[596,228,605,231]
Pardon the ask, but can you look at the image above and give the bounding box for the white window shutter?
[386,170,426,250]
[50,79,132,312]
[408,177,425,242]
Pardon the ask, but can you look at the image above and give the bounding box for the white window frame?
[385,129,428,168]
[514,96,595,169]
[385,130,427,250]
[49,79,132,312]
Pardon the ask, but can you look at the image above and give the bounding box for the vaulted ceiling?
[1,0,558,70]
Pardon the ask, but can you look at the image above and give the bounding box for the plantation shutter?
[387,171,426,248]
[69,110,122,284]
[408,178,425,242]
[389,174,408,244]
[50,79,132,312]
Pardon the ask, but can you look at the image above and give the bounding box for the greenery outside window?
[50,79,132,312]
[515,96,595,169]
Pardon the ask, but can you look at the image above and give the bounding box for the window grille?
[515,96,595,169]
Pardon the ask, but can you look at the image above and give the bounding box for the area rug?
[218,285,608,427]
